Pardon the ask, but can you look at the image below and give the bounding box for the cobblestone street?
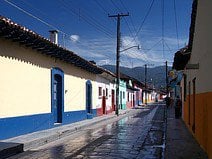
[8,104,166,159]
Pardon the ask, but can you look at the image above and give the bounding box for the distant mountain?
[102,65,172,89]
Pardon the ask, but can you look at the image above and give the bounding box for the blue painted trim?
[0,109,97,140]
[86,80,93,117]
[0,113,53,140]
[92,109,97,117]
[63,110,87,124]
[51,67,64,123]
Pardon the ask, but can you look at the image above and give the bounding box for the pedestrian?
[165,96,171,108]
[175,96,182,118]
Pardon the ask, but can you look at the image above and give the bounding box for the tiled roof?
[120,73,145,87]
[0,16,111,75]
[172,0,198,70]
[172,46,191,70]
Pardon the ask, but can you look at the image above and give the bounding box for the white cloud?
[121,36,165,64]
[96,59,114,66]
[70,35,80,43]
[164,37,188,47]
[119,35,186,66]
[63,34,186,67]
[65,37,116,63]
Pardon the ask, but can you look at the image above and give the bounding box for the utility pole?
[109,13,129,116]
[166,61,168,96]
[144,64,147,105]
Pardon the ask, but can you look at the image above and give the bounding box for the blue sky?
[0,0,193,67]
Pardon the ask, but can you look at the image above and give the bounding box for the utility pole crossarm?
[108,13,129,18]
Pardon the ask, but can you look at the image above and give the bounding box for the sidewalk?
[165,106,208,159]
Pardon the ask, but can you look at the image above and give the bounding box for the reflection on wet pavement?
[8,105,165,159]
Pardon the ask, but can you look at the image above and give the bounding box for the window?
[98,87,102,96]
[184,74,187,102]
[128,92,130,101]
[106,88,108,97]
[123,92,125,99]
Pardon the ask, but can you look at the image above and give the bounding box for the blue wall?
[0,109,97,140]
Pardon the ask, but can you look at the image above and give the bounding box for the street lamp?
[120,45,140,52]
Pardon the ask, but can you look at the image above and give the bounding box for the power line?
[164,40,172,54]
[173,0,180,49]
[124,0,155,47]
[145,39,163,54]
[135,0,155,36]
[113,0,137,35]
[119,0,137,35]
[110,0,122,13]
[110,0,142,58]
[3,0,115,60]
[93,0,116,24]
[161,0,165,59]
[110,0,135,39]
[59,0,114,39]
[94,0,109,15]
[3,0,58,30]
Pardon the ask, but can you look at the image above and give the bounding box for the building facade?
[119,80,127,109]
[173,0,212,157]
[0,16,111,139]
[96,73,116,116]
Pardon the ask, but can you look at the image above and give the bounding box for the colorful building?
[0,16,115,139]
[119,80,127,109]
[126,80,136,109]
[172,0,212,157]
[96,72,116,116]
[120,73,138,109]
[134,82,144,106]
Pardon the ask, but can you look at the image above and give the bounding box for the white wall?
[185,0,212,94]
[96,75,115,111]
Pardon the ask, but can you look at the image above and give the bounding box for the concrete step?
[0,142,23,159]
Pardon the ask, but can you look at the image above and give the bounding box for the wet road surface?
[8,104,165,159]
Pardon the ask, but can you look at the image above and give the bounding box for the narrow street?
[8,104,166,159]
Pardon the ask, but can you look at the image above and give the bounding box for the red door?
[111,90,115,111]
[102,96,106,114]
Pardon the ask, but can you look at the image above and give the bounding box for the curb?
[3,109,143,151]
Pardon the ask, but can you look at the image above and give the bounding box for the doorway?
[102,96,106,114]
[111,89,115,111]
[120,91,122,109]
[86,80,92,114]
[51,68,64,124]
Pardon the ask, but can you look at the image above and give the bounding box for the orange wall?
[183,92,212,158]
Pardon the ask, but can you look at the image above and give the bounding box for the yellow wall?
[0,39,51,118]
[62,66,96,112]
[183,92,212,158]
[0,38,97,118]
